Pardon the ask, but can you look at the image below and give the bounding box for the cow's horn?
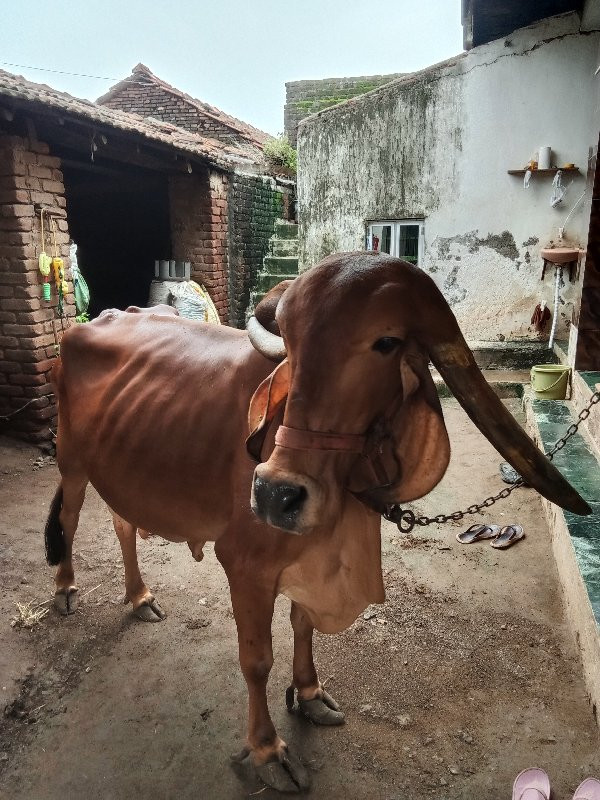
[427,333,590,516]
[247,316,287,361]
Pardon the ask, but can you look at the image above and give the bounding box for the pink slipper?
[573,777,600,800]
[513,768,551,800]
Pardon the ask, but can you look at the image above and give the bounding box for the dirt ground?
[1,399,599,800]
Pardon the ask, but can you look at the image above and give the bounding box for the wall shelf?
[507,167,580,176]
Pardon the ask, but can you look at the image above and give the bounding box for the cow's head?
[247,252,590,534]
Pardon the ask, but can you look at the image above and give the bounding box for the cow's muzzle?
[252,463,324,534]
[251,474,307,534]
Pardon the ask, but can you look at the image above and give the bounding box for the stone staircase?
[248,219,299,313]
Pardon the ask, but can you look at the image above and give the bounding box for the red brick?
[22,357,56,375]
[0,360,20,374]
[9,372,48,386]
[26,400,56,417]
[29,165,52,180]
[19,333,57,350]
[0,384,24,397]
[17,308,52,324]
[0,217,34,232]
[37,155,61,169]
[5,347,47,363]
[40,179,64,194]
[0,189,29,204]
[3,323,45,337]
[29,140,50,156]
[14,285,42,299]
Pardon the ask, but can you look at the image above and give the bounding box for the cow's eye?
[372,337,402,355]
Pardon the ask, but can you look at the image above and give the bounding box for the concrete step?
[271,238,299,257]
[274,219,298,239]
[256,272,298,293]
[433,368,529,399]
[468,340,557,371]
[525,393,600,716]
[262,255,299,276]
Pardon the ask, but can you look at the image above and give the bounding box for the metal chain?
[385,389,600,533]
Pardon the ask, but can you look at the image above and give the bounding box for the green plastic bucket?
[530,364,571,400]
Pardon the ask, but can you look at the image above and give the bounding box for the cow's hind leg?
[45,475,88,615]
[228,579,310,793]
[287,602,345,726]
[111,513,165,623]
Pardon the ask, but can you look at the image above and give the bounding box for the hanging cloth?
[69,243,90,315]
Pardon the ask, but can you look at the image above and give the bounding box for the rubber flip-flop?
[512,767,551,800]
[492,524,525,549]
[456,523,501,544]
[500,461,530,487]
[573,777,600,800]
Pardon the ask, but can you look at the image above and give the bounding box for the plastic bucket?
[530,364,571,399]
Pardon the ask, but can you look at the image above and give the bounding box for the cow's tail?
[44,484,65,565]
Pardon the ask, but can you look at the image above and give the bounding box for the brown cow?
[45,252,589,793]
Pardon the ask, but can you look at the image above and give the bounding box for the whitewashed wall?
[297,12,600,343]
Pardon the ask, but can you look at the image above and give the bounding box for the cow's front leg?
[287,601,345,725]
[229,580,310,794]
[112,513,165,622]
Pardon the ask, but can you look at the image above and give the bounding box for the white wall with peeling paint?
[297,12,599,343]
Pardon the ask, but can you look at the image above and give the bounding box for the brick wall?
[0,133,74,443]
[102,82,248,146]
[284,73,404,146]
[169,167,229,321]
[228,175,285,327]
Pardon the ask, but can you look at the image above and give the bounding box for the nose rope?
[274,425,367,453]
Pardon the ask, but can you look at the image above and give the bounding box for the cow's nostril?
[279,484,307,515]
[252,475,309,532]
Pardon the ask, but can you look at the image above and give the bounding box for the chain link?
[384,389,600,533]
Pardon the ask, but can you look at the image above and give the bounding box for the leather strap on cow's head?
[246,339,450,513]
[274,426,367,453]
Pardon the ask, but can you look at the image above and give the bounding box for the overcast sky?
[0,1,464,135]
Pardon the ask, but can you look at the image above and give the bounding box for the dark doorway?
[62,162,171,317]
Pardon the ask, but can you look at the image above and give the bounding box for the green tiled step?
[256,272,298,293]
[262,256,299,275]
[274,220,298,239]
[533,399,600,622]
[271,238,299,257]
[581,371,600,392]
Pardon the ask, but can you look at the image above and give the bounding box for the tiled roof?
[0,68,261,170]
[97,63,272,149]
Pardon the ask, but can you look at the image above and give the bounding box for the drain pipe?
[548,265,563,351]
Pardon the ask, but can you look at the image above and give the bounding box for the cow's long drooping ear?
[354,341,450,505]
[403,266,591,515]
[247,280,292,361]
[246,359,290,461]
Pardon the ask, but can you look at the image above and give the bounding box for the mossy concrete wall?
[285,74,403,147]
[228,174,291,327]
[298,13,600,343]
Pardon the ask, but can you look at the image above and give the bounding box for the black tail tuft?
[44,485,65,565]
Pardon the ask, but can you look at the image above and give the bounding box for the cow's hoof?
[54,587,78,616]
[288,686,345,726]
[255,748,310,793]
[133,597,166,623]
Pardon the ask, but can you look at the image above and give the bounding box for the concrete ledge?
[573,370,600,457]
[468,340,558,371]
[525,394,600,719]
[433,369,528,398]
